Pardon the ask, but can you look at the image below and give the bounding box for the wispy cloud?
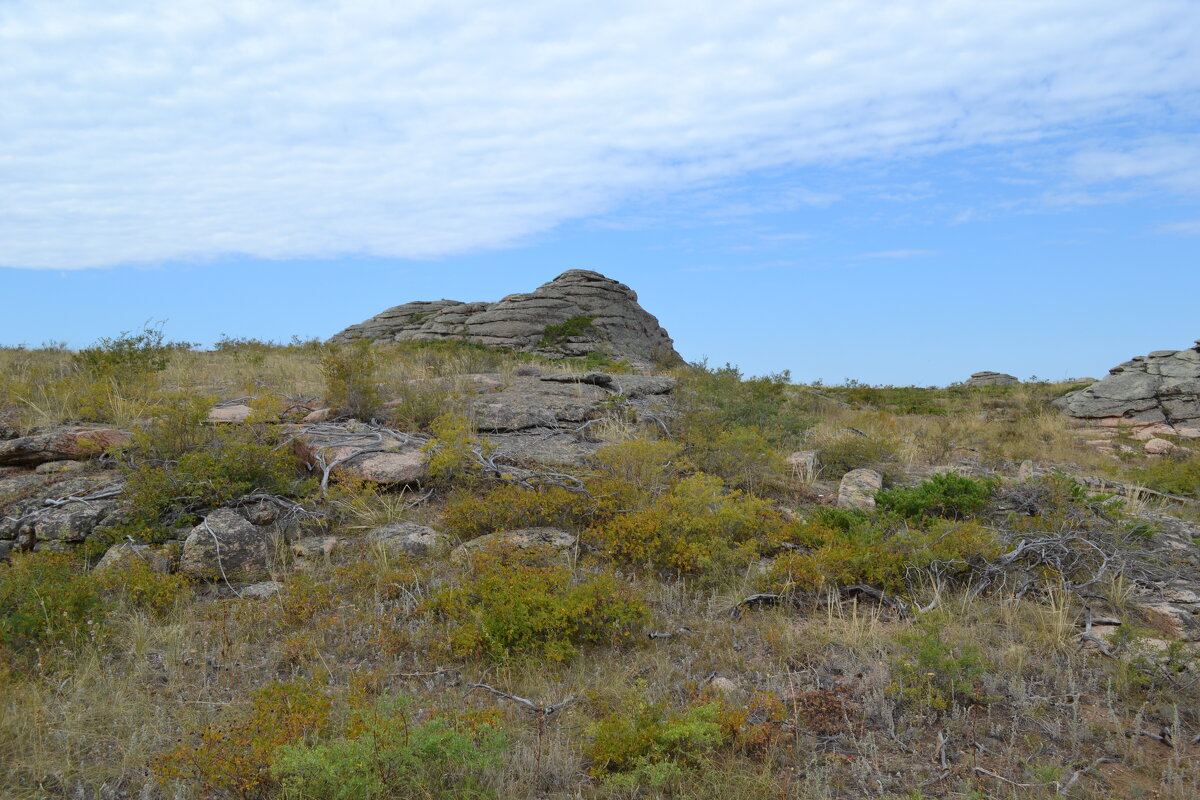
[1157,219,1200,235]
[855,249,943,260]
[2,1,1198,269]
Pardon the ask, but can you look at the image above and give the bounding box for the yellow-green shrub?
[320,340,381,420]
[440,484,605,539]
[154,678,332,799]
[423,544,647,663]
[94,559,190,617]
[0,551,108,657]
[589,473,797,577]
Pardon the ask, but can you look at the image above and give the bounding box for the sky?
[1,0,1198,385]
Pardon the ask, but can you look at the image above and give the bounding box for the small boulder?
[1143,437,1179,456]
[240,581,284,599]
[452,527,576,561]
[837,469,883,510]
[180,508,273,582]
[293,424,429,486]
[33,460,87,474]
[367,521,449,557]
[240,500,280,526]
[302,407,334,423]
[207,404,254,423]
[292,535,340,559]
[96,541,177,574]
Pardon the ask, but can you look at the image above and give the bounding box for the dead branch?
[468,683,577,717]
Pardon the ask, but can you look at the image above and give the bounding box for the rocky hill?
[330,269,681,366]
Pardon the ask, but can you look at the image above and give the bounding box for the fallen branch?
[467,683,577,717]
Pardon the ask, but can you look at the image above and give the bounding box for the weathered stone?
[96,541,177,574]
[33,500,118,542]
[33,460,87,474]
[302,407,334,423]
[786,451,820,478]
[1055,340,1200,438]
[837,468,883,510]
[180,508,273,582]
[330,270,682,364]
[240,581,284,599]
[485,430,602,467]
[293,424,429,486]
[292,535,339,560]
[0,427,131,467]
[965,371,1019,387]
[240,500,279,526]
[1143,437,1178,456]
[1017,459,1035,481]
[207,404,253,423]
[452,527,576,561]
[471,377,609,431]
[367,521,449,557]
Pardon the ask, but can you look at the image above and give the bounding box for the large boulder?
[1053,341,1200,438]
[180,508,273,582]
[965,371,1019,387]
[293,423,429,486]
[0,427,131,467]
[329,270,682,365]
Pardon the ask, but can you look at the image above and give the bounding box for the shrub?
[687,425,785,495]
[589,473,797,578]
[72,323,184,380]
[423,413,485,484]
[0,551,108,656]
[440,484,605,539]
[767,512,1000,594]
[155,678,332,799]
[121,423,306,536]
[673,362,810,450]
[423,544,647,663]
[875,473,997,520]
[815,430,897,477]
[888,618,991,713]
[321,340,382,420]
[540,315,595,347]
[588,700,726,779]
[94,559,191,617]
[271,696,506,800]
[1131,450,1200,498]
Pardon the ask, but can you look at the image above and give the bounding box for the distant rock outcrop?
[329,270,681,365]
[965,371,1019,387]
[1053,340,1200,439]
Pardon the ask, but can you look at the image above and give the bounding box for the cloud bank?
[2,1,1198,269]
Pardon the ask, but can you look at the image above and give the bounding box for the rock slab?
[0,427,131,467]
[838,469,883,510]
[329,270,681,364]
[965,371,1019,387]
[1053,340,1200,438]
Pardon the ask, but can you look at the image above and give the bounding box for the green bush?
[121,421,307,536]
[0,551,108,656]
[424,544,647,663]
[321,340,382,420]
[815,431,897,477]
[588,700,726,779]
[423,413,486,484]
[589,473,798,578]
[888,618,991,713]
[1131,450,1200,498]
[687,425,785,495]
[875,473,997,520]
[540,315,596,347]
[73,324,188,379]
[674,362,810,450]
[272,696,506,800]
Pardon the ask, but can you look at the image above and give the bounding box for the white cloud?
[856,249,942,260]
[1070,137,1200,193]
[1,1,1198,268]
[1158,219,1200,235]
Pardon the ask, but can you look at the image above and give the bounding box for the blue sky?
[2,1,1198,385]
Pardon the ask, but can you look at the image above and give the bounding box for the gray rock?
[452,527,577,561]
[965,371,1019,387]
[329,270,682,364]
[33,500,118,542]
[0,427,131,467]
[33,460,87,474]
[293,423,429,485]
[180,508,273,582]
[367,521,449,557]
[240,581,284,599]
[485,429,602,467]
[1054,340,1200,437]
[96,541,177,574]
[471,377,609,431]
[292,535,339,560]
[837,469,883,510]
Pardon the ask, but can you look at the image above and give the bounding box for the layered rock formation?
[1053,340,1200,439]
[329,270,681,365]
[965,371,1019,387]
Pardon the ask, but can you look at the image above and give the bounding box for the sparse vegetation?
[2,338,1199,800]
